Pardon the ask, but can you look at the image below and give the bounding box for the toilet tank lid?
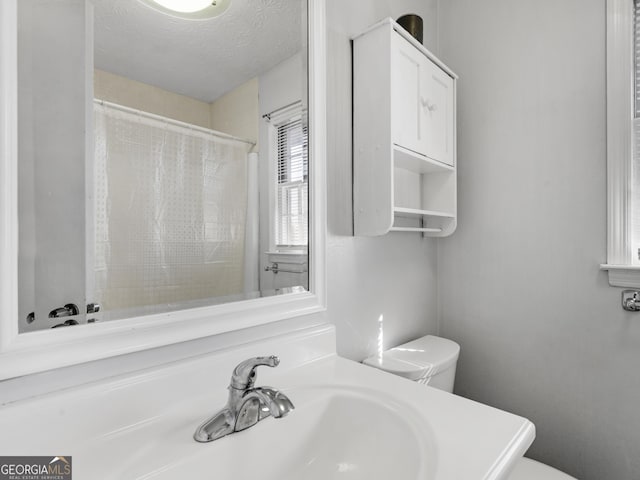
[362,335,460,380]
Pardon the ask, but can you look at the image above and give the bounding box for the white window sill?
[266,251,308,266]
[266,249,308,256]
[600,264,640,288]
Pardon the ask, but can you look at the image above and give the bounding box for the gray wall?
[437,1,640,478]
[325,0,440,361]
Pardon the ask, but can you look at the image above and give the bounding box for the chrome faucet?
[193,355,295,443]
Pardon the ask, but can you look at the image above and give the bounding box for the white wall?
[437,1,640,478]
[325,0,439,360]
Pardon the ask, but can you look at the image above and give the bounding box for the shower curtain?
[93,102,251,317]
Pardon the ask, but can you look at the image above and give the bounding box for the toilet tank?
[362,335,460,393]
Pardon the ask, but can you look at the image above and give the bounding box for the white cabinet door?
[391,33,424,155]
[391,31,454,167]
[421,59,455,166]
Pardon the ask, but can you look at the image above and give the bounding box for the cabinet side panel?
[353,25,393,236]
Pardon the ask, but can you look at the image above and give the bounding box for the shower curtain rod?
[94,98,256,147]
[262,100,307,121]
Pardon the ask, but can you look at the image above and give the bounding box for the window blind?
[276,118,308,246]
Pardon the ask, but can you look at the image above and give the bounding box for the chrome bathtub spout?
[194,356,294,443]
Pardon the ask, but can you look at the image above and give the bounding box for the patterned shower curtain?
[93,102,250,318]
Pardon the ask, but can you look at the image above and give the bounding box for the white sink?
[146,387,435,479]
[0,325,534,479]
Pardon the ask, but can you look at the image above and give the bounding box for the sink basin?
[0,325,534,479]
[145,387,435,480]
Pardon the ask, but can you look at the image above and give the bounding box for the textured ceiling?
[93,0,303,102]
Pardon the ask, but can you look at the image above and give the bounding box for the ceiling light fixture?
[151,0,214,14]
[139,0,231,20]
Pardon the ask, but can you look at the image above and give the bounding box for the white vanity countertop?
[0,325,534,479]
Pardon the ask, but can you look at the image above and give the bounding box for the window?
[603,0,640,286]
[275,116,308,247]
[633,0,640,259]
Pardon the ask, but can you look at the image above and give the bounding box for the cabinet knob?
[420,97,438,112]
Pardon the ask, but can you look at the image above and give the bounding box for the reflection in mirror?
[17,0,309,332]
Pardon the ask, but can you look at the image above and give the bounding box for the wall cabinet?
[353,19,458,236]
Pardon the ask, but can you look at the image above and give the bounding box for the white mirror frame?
[0,0,326,380]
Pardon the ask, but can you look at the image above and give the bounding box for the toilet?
[363,335,576,480]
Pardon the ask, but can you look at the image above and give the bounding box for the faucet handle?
[230,356,280,390]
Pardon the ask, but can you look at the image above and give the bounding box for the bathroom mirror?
[18,0,309,332]
[0,0,326,378]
